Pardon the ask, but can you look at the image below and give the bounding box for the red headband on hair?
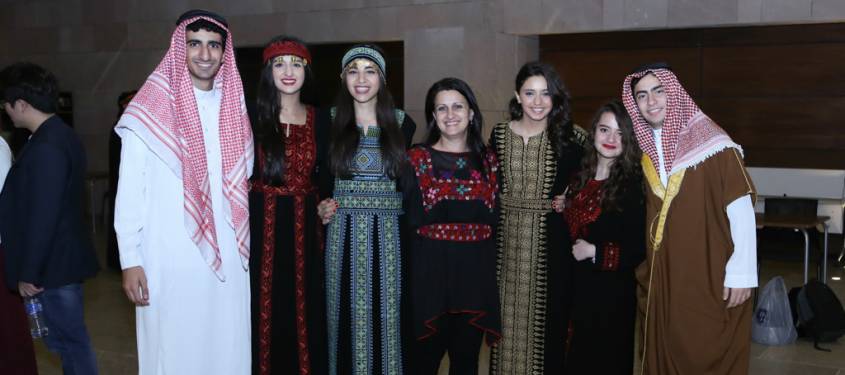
[262,40,311,64]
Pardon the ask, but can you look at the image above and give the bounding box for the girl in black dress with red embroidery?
[248,36,329,375]
[562,100,645,374]
[402,78,502,374]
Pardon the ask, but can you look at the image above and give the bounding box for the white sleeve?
[724,194,758,288]
[0,138,10,245]
[0,137,11,191]
[114,131,148,270]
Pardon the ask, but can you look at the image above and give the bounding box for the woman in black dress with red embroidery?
[248,36,329,375]
[562,100,645,374]
[403,78,501,374]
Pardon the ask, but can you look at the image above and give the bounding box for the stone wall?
[1,0,843,172]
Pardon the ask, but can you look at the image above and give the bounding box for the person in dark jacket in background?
[0,62,100,374]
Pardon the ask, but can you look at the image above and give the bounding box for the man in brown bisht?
[621,62,758,375]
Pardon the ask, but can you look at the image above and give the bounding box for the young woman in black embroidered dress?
[248,35,329,375]
[489,62,584,375]
[562,100,645,374]
[402,78,502,374]
[316,44,415,375]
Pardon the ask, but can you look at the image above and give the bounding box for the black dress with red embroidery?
[562,176,645,375]
[402,145,503,344]
[248,106,330,375]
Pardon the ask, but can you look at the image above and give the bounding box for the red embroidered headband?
[262,40,311,65]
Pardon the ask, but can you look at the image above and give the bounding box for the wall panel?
[542,23,845,169]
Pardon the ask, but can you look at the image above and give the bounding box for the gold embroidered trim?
[639,154,686,375]
[730,149,755,201]
[500,196,553,213]
[641,155,685,251]
[642,155,664,199]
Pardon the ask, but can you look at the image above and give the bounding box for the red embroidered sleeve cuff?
[597,241,621,271]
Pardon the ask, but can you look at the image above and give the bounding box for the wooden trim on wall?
[541,22,845,169]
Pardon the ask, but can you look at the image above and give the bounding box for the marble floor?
[33,232,845,375]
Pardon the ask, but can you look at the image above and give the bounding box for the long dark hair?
[424,77,488,176]
[573,100,642,212]
[329,44,405,179]
[508,61,573,158]
[254,35,315,186]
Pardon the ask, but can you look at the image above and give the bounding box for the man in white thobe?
[114,10,254,374]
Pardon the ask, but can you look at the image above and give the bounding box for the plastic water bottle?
[23,296,48,338]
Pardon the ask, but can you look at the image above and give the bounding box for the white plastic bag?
[752,276,798,345]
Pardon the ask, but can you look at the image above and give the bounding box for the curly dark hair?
[573,100,643,212]
[508,61,573,158]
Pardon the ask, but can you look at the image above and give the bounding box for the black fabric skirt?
[408,236,501,343]
[565,261,636,375]
[249,192,328,375]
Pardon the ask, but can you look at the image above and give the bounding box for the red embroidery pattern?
[407,147,498,212]
[292,195,310,375]
[601,242,621,271]
[563,179,603,241]
[254,107,316,375]
[416,223,492,242]
[259,195,277,375]
[418,309,502,346]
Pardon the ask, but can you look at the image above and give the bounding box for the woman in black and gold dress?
[403,78,501,375]
[489,62,585,375]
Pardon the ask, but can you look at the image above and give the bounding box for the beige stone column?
[402,26,537,144]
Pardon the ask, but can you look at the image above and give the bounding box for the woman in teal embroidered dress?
[317,44,415,375]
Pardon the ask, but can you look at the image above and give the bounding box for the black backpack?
[788,280,845,351]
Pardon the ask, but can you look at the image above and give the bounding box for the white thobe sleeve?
[0,137,11,191]
[114,131,148,270]
[0,139,10,245]
[724,194,758,288]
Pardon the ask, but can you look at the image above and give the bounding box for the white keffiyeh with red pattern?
[621,68,742,176]
[116,16,253,280]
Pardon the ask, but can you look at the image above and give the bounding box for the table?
[756,213,829,284]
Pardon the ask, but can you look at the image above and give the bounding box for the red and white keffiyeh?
[116,16,253,281]
[622,68,741,176]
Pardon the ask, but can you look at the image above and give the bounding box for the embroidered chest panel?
[349,126,387,180]
[564,179,604,240]
[492,122,556,200]
[408,147,498,212]
[408,147,499,211]
[280,107,316,189]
